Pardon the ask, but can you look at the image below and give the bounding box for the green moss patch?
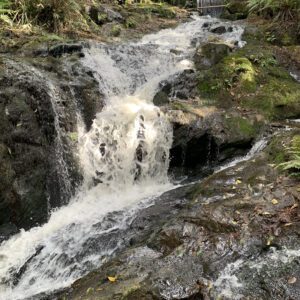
[197,40,300,120]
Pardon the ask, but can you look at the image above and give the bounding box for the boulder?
[194,41,233,70]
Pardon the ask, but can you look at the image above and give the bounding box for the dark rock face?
[168,109,261,178]
[0,52,105,236]
[210,25,227,34]
[153,69,198,106]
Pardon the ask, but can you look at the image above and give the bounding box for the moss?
[292,135,300,149]
[225,116,258,137]
[111,24,122,37]
[197,37,300,120]
[126,3,177,19]
[171,101,192,112]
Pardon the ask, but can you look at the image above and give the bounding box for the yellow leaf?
[284,223,293,227]
[271,199,279,205]
[236,179,242,184]
[108,276,117,283]
[262,211,271,215]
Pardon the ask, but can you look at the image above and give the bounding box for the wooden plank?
[198,5,226,9]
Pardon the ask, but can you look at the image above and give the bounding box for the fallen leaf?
[288,277,297,284]
[284,223,293,227]
[271,199,279,205]
[262,212,271,215]
[236,179,242,184]
[108,276,117,283]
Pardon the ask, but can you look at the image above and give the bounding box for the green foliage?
[247,0,300,21]
[277,135,300,178]
[125,16,137,28]
[111,24,122,37]
[13,0,85,32]
[0,0,14,25]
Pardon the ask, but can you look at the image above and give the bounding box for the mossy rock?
[221,0,249,20]
[197,39,300,120]
[194,41,232,70]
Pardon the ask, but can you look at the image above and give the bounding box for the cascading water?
[0,15,245,300]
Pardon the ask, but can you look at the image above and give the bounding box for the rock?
[60,129,300,300]
[48,43,84,57]
[210,25,227,34]
[153,69,197,104]
[194,41,232,70]
[0,223,19,243]
[0,54,104,233]
[32,43,85,58]
[221,0,249,21]
[153,91,170,106]
[88,5,124,25]
[168,108,261,176]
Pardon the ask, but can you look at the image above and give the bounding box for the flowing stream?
[0,15,245,300]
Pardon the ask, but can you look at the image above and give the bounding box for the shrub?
[12,0,85,32]
[111,24,122,36]
[247,0,300,21]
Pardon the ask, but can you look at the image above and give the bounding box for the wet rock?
[60,129,300,300]
[153,91,170,107]
[168,108,262,177]
[194,41,233,70]
[33,43,85,58]
[0,54,104,233]
[210,25,227,34]
[87,5,124,25]
[153,69,198,104]
[0,223,18,243]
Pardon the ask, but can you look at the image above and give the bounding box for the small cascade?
[4,61,74,206]
[0,15,246,300]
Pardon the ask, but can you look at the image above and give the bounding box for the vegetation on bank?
[277,135,300,178]
[247,0,300,21]
[0,0,186,33]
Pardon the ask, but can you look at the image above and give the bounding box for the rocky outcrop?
[194,41,233,70]
[0,49,105,239]
[60,127,300,300]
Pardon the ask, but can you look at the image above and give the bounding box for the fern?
[247,0,300,21]
[278,146,300,178]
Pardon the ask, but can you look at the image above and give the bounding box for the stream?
[0,15,249,300]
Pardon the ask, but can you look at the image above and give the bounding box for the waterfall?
[0,15,245,300]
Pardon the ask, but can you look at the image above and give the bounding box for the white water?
[0,16,245,300]
[213,247,300,299]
